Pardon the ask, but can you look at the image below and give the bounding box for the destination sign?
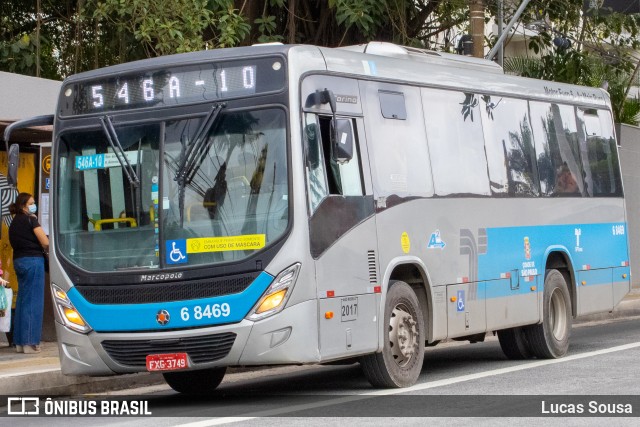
[59,56,286,116]
[75,151,143,171]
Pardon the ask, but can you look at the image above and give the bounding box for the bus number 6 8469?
[180,303,231,321]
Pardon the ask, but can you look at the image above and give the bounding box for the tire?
[163,367,227,395]
[498,327,531,360]
[360,281,425,388]
[525,269,572,359]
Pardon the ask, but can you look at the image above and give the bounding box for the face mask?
[28,204,37,214]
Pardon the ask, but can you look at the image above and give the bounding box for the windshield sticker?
[166,240,188,264]
[187,234,266,253]
[428,230,446,249]
[401,232,411,254]
[75,151,142,171]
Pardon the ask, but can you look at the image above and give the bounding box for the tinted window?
[577,108,622,197]
[481,96,538,196]
[422,89,490,196]
[530,102,583,196]
[304,114,364,213]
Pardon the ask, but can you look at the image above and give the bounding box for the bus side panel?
[485,276,539,331]
[446,282,486,337]
[612,266,631,306]
[577,269,613,316]
[314,216,380,360]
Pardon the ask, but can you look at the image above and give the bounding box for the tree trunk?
[470,0,485,58]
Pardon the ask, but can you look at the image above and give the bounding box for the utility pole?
[470,0,486,58]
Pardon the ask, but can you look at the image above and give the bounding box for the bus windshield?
[57,108,289,273]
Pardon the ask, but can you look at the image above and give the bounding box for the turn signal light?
[63,307,86,327]
[256,289,287,314]
[51,284,92,333]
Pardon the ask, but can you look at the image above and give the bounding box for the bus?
[4,41,630,393]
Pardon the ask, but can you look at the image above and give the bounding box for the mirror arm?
[320,88,339,148]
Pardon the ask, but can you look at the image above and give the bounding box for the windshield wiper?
[174,103,226,227]
[100,116,140,187]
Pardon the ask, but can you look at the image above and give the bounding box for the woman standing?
[9,193,49,354]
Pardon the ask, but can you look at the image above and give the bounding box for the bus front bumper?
[55,299,320,376]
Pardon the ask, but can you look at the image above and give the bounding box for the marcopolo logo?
[140,272,184,282]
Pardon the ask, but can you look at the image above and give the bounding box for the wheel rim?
[389,303,419,367]
[549,287,567,340]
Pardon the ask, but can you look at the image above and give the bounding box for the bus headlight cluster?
[247,263,300,321]
[51,284,93,333]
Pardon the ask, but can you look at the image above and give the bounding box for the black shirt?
[9,213,44,260]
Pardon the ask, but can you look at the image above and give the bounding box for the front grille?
[101,332,236,367]
[76,272,259,304]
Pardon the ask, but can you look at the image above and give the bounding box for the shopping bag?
[0,288,12,332]
[0,285,6,310]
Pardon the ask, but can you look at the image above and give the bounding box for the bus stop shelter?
[0,71,61,144]
[0,71,61,342]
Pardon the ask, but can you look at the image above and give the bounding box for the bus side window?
[305,117,329,212]
[319,116,363,197]
[481,96,539,197]
[530,101,584,197]
[421,88,490,196]
[305,114,363,213]
[577,108,623,197]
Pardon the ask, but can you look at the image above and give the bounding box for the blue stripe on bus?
[478,222,628,299]
[67,271,274,332]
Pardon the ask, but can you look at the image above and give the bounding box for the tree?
[1,1,474,79]
[497,0,640,125]
[2,0,639,126]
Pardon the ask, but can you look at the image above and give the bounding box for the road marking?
[173,341,640,426]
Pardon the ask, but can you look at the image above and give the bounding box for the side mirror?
[331,119,354,164]
[7,144,19,187]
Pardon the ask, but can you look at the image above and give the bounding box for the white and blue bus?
[5,42,630,392]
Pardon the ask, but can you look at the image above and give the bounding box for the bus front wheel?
[163,367,227,395]
[360,281,425,388]
[525,269,572,358]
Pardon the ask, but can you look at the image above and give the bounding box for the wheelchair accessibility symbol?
[166,240,188,264]
[456,290,465,312]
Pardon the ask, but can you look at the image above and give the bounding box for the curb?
[1,366,164,396]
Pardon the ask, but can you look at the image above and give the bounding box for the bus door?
[302,77,379,359]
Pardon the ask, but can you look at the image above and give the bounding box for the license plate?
[341,296,358,322]
[146,353,189,372]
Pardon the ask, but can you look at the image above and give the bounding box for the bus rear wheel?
[525,269,571,359]
[360,281,425,388]
[163,367,227,395]
[498,327,531,360]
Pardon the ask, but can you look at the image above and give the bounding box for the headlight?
[247,263,300,321]
[51,284,93,333]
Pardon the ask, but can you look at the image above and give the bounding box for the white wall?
[619,123,640,287]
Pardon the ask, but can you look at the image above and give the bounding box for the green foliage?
[89,0,249,55]
[254,15,283,43]
[329,0,385,39]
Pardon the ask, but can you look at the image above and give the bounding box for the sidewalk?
[1,288,640,396]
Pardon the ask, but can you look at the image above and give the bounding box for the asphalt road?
[5,316,640,426]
